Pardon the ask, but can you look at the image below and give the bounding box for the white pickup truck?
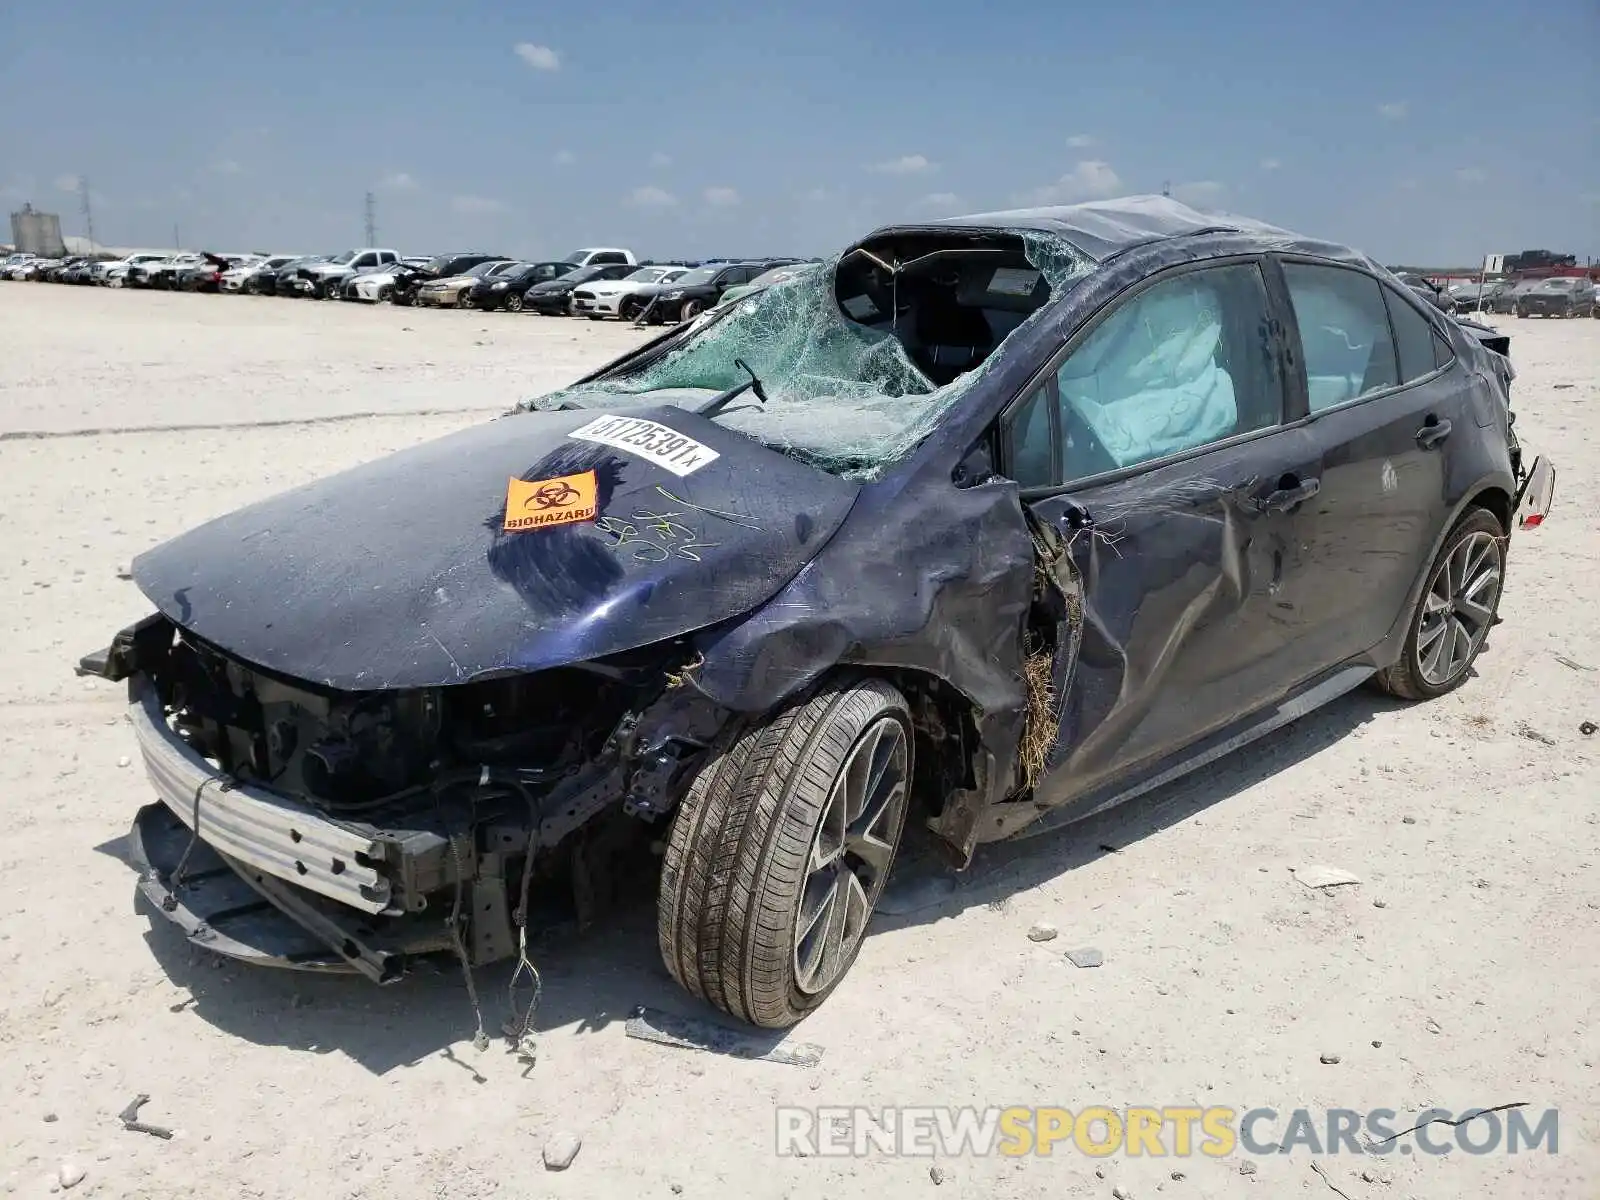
[285,248,402,299]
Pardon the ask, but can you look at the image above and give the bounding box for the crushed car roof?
[874,193,1301,263]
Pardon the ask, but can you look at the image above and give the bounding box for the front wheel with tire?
[1374,507,1505,701]
[658,678,912,1028]
[679,298,705,322]
[504,291,523,312]
[619,297,643,322]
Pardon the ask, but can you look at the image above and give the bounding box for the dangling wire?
[504,780,544,1068]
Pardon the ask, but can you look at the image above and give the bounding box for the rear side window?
[1282,264,1398,412]
[1384,286,1449,383]
[592,252,625,265]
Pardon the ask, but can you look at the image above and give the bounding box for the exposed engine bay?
[106,614,728,982]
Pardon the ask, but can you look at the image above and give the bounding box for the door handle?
[1258,477,1320,512]
[1416,417,1452,449]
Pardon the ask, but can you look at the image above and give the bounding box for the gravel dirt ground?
[1,285,1595,1199]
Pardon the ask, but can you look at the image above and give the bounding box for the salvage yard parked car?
[1515,276,1594,318]
[222,255,297,292]
[1446,279,1507,315]
[522,261,634,314]
[466,260,576,311]
[386,252,506,306]
[414,259,519,307]
[647,260,775,323]
[126,253,206,290]
[342,256,430,301]
[571,264,688,321]
[715,260,822,309]
[285,247,401,299]
[248,256,323,296]
[1487,279,1538,315]
[95,252,169,286]
[82,196,1554,1029]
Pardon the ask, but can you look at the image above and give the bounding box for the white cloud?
[54,174,82,193]
[628,185,677,208]
[703,186,741,208]
[1259,157,1282,171]
[1172,180,1227,205]
[1015,160,1122,205]
[513,42,561,71]
[870,154,934,175]
[1377,101,1408,121]
[552,149,576,166]
[1066,133,1097,148]
[451,194,508,215]
[1455,166,1488,184]
[650,151,673,168]
[915,191,962,213]
[798,186,835,203]
[378,171,418,191]
[210,159,243,176]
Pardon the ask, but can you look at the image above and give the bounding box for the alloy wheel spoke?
[1456,594,1496,633]
[1420,616,1450,680]
[795,886,835,989]
[820,875,852,964]
[1444,618,1468,676]
[841,871,873,943]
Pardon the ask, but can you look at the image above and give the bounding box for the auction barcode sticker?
[569,415,720,477]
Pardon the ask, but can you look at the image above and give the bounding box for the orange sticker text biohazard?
[503,469,599,531]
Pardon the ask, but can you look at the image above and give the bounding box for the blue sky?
[2,0,1595,265]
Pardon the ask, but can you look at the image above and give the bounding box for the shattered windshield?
[515,230,1093,479]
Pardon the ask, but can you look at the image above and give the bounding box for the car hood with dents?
[130,406,860,690]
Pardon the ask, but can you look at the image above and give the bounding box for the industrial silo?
[9,204,66,256]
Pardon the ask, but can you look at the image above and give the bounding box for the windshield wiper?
[696,358,768,419]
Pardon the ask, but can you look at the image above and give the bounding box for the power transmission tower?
[364,192,377,245]
[79,177,96,251]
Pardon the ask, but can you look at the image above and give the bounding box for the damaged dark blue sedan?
[83,196,1555,1028]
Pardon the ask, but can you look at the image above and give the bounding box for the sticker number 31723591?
[568,415,721,477]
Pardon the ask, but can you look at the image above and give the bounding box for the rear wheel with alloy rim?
[658,677,912,1027]
[1374,507,1505,700]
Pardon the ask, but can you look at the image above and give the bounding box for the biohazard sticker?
[503,469,598,532]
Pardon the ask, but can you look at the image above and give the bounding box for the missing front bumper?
[128,802,452,979]
[128,678,395,913]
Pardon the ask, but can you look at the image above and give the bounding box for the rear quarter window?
[1383,285,1449,383]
